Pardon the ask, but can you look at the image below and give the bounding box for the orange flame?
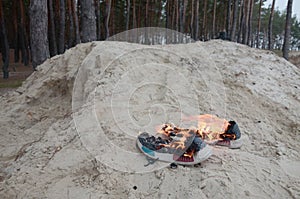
[183,114,229,141]
[156,114,232,157]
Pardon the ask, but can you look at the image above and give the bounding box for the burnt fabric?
[224,121,241,140]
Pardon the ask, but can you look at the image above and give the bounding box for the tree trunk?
[230,0,239,41]
[242,0,249,44]
[193,0,199,40]
[148,0,153,27]
[105,0,112,39]
[226,0,232,39]
[251,31,255,47]
[179,0,183,32]
[156,0,162,27]
[67,0,75,47]
[0,0,10,78]
[171,0,176,31]
[283,0,293,60]
[202,0,208,40]
[165,0,168,28]
[137,0,141,28]
[11,0,30,67]
[176,0,179,32]
[145,0,149,43]
[54,0,60,47]
[247,0,254,46]
[223,1,227,32]
[190,0,194,39]
[212,0,217,39]
[124,0,130,40]
[30,0,50,69]
[72,0,80,44]
[48,0,58,56]
[94,0,101,40]
[262,29,266,49]
[126,0,130,31]
[58,0,65,53]
[237,0,244,43]
[81,0,97,42]
[256,0,262,48]
[179,0,187,33]
[132,0,136,29]
[18,0,29,66]
[110,0,114,36]
[12,1,19,63]
[268,0,275,50]
[173,0,179,42]
[165,0,170,29]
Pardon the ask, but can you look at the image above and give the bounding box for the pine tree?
[81,0,97,42]
[0,0,10,78]
[256,0,262,48]
[268,0,276,50]
[48,0,58,56]
[283,0,293,60]
[58,0,65,53]
[30,0,50,69]
[105,0,112,39]
[230,0,239,41]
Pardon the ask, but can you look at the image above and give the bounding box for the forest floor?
[0,64,32,93]
[0,50,33,94]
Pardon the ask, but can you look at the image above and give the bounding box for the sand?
[0,40,299,198]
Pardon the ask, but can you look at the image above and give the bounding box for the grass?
[272,49,283,57]
[0,79,24,88]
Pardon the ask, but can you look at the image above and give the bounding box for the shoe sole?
[229,139,243,149]
[137,138,212,165]
[205,139,243,149]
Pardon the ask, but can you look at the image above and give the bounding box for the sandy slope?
[0,40,299,198]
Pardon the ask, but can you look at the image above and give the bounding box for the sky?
[264,0,300,20]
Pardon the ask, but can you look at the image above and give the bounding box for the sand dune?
[0,40,299,198]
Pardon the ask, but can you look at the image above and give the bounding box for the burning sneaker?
[216,121,243,149]
[137,131,212,165]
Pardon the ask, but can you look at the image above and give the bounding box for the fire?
[155,114,233,157]
[183,149,195,158]
[158,114,230,141]
[182,114,230,141]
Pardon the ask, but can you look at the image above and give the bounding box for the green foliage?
[256,3,300,50]
[291,17,300,49]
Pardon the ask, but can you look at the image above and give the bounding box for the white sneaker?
[216,139,243,149]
